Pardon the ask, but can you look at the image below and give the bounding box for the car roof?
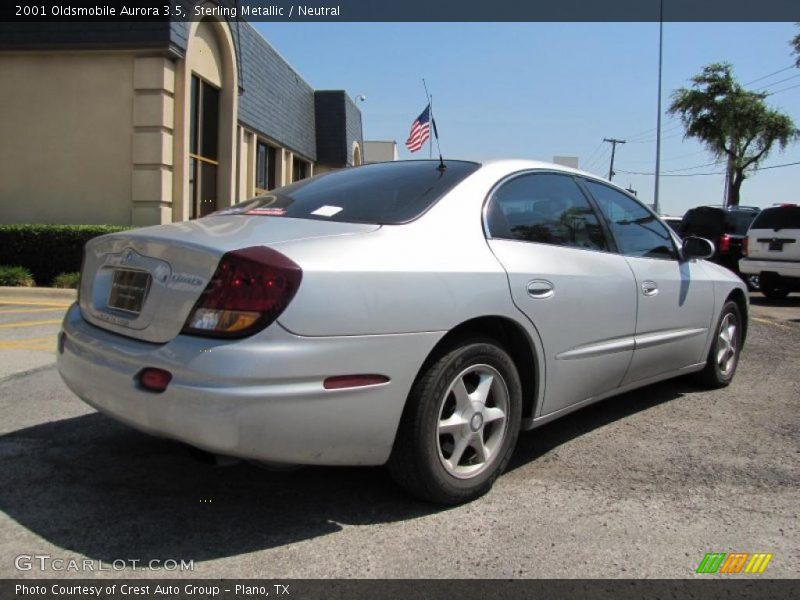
[480,158,632,192]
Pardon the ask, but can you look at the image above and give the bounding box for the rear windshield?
[725,210,759,234]
[681,207,758,236]
[213,160,481,225]
[750,206,800,230]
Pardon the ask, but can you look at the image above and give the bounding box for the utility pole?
[653,0,664,214]
[603,138,626,181]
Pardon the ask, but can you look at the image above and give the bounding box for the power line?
[660,159,726,173]
[766,82,800,97]
[584,145,611,171]
[624,118,681,143]
[616,159,800,177]
[582,140,606,169]
[754,73,800,92]
[743,64,795,86]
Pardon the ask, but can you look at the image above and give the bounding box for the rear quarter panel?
[274,164,526,337]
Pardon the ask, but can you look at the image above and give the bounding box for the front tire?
[388,339,522,505]
[696,301,742,388]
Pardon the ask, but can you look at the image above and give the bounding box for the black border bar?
[3,0,800,22]
[4,579,800,600]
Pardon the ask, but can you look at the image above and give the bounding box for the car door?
[582,179,715,384]
[485,172,638,416]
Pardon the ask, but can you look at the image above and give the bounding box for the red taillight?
[718,234,731,252]
[323,375,390,390]
[182,246,302,338]
[742,236,749,257]
[138,368,172,393]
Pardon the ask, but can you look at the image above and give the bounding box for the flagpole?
[422,78,432,159]
[429,96,434,159]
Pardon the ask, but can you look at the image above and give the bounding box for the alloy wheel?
[436,364,510,479]
[716,312,738,376]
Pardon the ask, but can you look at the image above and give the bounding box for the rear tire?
[388,339,522,505]
[696,301,742,388]
[760,276,790,299]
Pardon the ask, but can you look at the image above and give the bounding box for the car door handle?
[527,279,555,299]
[641,281,659,297]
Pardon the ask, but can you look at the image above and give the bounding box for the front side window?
[584,180,677,260]
[486,173,608,251]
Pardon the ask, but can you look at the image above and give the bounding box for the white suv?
[740,204,800,299]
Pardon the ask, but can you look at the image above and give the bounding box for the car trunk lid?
[79,216,379,343]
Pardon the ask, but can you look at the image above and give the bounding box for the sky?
[254,22,800,216]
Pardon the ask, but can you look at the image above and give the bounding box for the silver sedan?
[57,159,747,504]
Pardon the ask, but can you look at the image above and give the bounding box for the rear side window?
[486,173,608,251]
[213,160,480,225]
[681,208,724,238]
[751,206,800,230]
[584,180,677,260]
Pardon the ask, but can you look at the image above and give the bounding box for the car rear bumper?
[739,258,800,280]
[57,304,443,466]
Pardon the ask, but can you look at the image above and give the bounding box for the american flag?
[405,104,431,153]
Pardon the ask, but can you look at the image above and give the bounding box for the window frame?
[575,175,682,261]
[189,73,222,220]
[481,169,617,255]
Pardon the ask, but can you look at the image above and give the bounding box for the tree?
[793,26,800,66]
[668,63,798,206]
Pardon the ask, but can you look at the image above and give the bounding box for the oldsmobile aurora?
[57,160,747,504]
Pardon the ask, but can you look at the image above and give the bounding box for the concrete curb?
[0,286,76,302]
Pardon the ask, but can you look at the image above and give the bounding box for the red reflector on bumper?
[323,375,390,390]
[138,368,172,393]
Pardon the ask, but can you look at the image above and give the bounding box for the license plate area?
[108,269,151,315]
[768,241,784,252]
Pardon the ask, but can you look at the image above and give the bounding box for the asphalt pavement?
[0,288,797,578]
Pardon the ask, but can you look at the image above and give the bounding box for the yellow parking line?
[752,317,793,330]
[0,339,55,350]
[0,300,72,308]
[0,337,53,344]
[0,344,55,351]
[0,307,66,314]
[0,319,62,329]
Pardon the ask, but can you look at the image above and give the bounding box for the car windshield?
[751,206,800,230]
[212,160,481,225]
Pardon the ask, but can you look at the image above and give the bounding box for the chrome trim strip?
[634,327,707,349]
[555,336,635,360]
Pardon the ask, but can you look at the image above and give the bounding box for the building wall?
[364,141,399,164]
[343,94,364,166]
[0,52,136,224]
[237,22,317,163]
[0,18,359,226]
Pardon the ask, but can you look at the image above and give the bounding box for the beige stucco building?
[0,16,363,226]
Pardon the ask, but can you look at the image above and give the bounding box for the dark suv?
[679,205,760,286]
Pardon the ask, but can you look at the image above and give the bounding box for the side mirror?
[682,236,715,260]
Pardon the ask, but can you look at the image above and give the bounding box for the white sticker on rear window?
[311,205,343,217]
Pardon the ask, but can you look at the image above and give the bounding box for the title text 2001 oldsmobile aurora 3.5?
[57,160,747,504]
